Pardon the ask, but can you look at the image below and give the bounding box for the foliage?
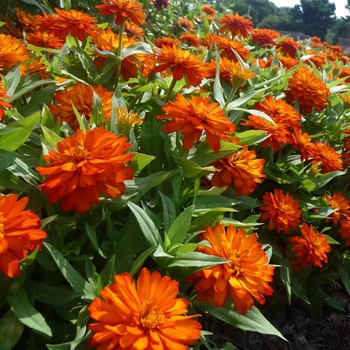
[0,0,350,349]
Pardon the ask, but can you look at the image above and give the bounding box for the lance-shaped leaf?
[166,252,230,269]
[167,205,194,245]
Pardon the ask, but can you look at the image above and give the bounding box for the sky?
[269,0,349,18]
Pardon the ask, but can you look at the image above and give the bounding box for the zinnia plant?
[1,1,350,349]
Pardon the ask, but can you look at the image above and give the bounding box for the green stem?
[223,86,238,111]
[164,78,177,103]
[1,0,9,17]
[115,18,127,87]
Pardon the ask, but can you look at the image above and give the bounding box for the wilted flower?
[36,127,134,214]
[260,189,303,234]
[158,94,235,152]
[153,0,169,10]
[96,0,146,25]
[218,13,253,38]
[0,194,47,278]
[210,148,265,196]
[289,222,331,269]
[88,268,201,349]
[187,223,274,315]
[285,66,330,114]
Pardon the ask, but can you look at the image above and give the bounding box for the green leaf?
[280,259,292,305]
[158,191,176,233]
[0,309,23,350]
[7,287,52,338]
[0,111,40,151]
[129,153,155,175]
[226,88,267,110]
[213,46,224,108]
[188,211,223,234]
[90,89,104,127]
[43,242,96,301]
[301,171,347,192]
[7,79,57,103]
[24,280,82,305]
[195,302,286,340]
[323,234,340,244]
[174,157,215,177]
[129,246,156,276]
[236,130,270,146]
[166,252,230,268]
[194,196,238,213]
[4,65,21,97]
[167,205,194,245]
[121,42,152,59]
[97,255,116,291]
[85,222,107,258]
[41,125,64,147]
[125,201,163,247]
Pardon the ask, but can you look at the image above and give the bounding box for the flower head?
[276,37,300,58]
[308,142,343,173]
[0,194,47,278]
[288,127,314,161]
[179,32,201,47]
[115,107,143,135]
[339,217,350,247]
[151,45,209,87]
[158,94,235,152]
[289,222,331,269]
[254,95,301,129]
[187,223,274,314]
[88,267,201,349]
[285,66,330,115]
[219,13,254,38]
[200,5,216,17]
[322,192,350,224]
[0,82,12,120]
[36,127,134,214]
[210,148,265,196]
[251,28,280,47]
[260,189,303,234]
[49,82,113,130]
[0,34,30,73]
[26,31,64,50]
[174,17,195,32]
[52,8,98,42]
[96,0,146,25]
[153,0,169,10]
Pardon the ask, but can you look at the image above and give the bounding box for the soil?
[200,285,350,350]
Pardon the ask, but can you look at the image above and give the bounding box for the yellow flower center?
[229,249,241,276]
[0,212,8,254]
[139,298,166,330]
[69,146,90,162]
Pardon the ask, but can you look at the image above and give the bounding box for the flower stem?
[115,18,127,87]
[164,78,177,102]
[223,86,238,111]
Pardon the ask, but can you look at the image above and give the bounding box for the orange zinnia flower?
[210,148,265,196]
[218,13,254,38]
[339,217,350,247]
[0,34,30,73]
[285,66,330,115]
[276,37,300,58]
[151,45,209,87]
[15,8,41,32]
[179,32,201,47]
[52,8,98,42]
[288,127,314,161]
[289,222,331,269]
[49,82,113,130]
[308,142,343,173]
[322,192,350,224]
[207,57,255,87]
[241,115,289,152]
[200,5,216,17]
[260,189,302,234]
[251,28,280,47]
[255,95,301,129]
[154,36,180,48]
[26,31,64,50]
[0,194,47,278]
[124,21,144,40]
[0,83,12,120]
[174,17,195,32]
[158,94,235,152]
[96,0,146,25]
[36,127,134,214]
[92,28,140,82]
[215,35,250,62]
[88,268,201,349]
[187,223,274,315]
